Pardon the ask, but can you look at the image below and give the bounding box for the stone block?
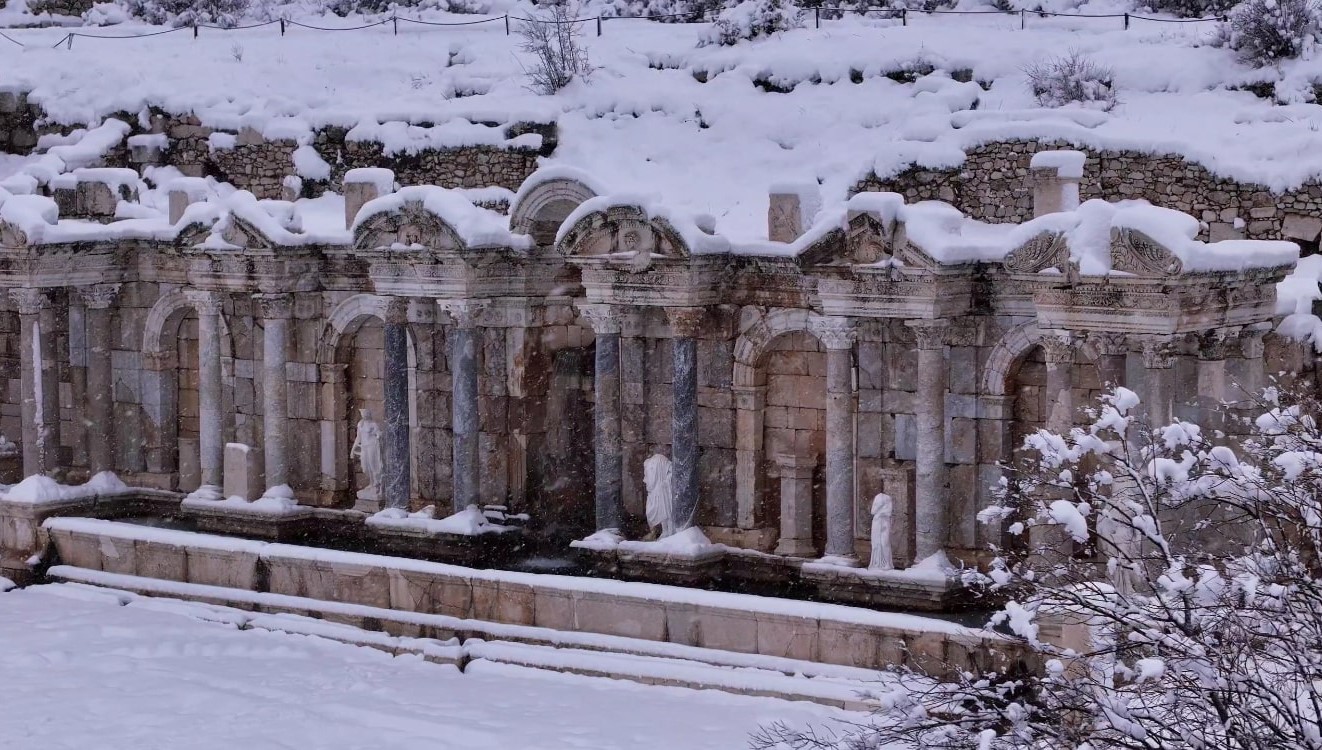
[817,623,883,669]
[331,559,391,609]
[894,413,917,461]
[186,545,259,590]
[946,417,976,464]
[574,591,666,641]
[532,587,576,631]
[223,442,262,501]
[756,612,819,661]
[51,529,104,570]
[694,605,759,653]
[135,540,188,582]
[97,534,138,576]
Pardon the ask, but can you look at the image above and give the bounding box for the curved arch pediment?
[0,221,29,248]
[509,176,598,246]
[219,214,277,251]
[558,204,690,263]
[1004,231,1070,275]
[1111,227,1184,276]
[353,200,465,252]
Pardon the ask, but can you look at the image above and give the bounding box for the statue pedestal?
[365,518,526,567]
[352,488,382,514]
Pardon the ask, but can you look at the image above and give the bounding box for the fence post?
[1019,8,1024,28]
[815,6,819,28]
[66,33,73,49]
[1123,11,1129,29]
[504,14,509,34]
[192,23,198,38]
[279,17,285,35]
[901,8,907,25]
[393,15,398,34]
[596,16,602,36]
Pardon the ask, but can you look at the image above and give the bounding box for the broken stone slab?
[165,176,211,224]
[343,167,396,229]
[127,133,168,166]
[223,442,262,502]
[767,182,821,243]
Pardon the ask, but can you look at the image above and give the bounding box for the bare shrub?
[1223,0,1321,66]
[1024,50,1117,110]
[517,3,592,95]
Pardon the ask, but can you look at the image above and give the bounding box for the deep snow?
[0,583,863,749]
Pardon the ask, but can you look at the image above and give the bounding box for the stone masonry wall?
[0,91,42,155]
[856,139,1322,245]
[27,0,94,17]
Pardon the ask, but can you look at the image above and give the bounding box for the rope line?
[0,30,24,47]
[398,15,504,26]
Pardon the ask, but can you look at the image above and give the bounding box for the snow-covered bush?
[517,3,592,95]
[1223,0,1321,66]
[755,385,1322,750]
[698,0,803,46]
[121,0,249,26]
[1145,0,1235,19]
[598,0,721,22]
[1024,50,1117,110]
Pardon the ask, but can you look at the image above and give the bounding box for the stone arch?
[509,175,598,246]
[981,321,1042,397]
[139,289,234,488]
[316,294,423,507]
[556,204,691,260]
[732,308,831,388]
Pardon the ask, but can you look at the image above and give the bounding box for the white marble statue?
[644,452,676,539]
[350,408,384,501]
[869,493,894,570]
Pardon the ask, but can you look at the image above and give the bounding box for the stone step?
[46,566,894,709]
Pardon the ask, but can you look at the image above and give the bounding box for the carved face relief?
[398,223,424,247]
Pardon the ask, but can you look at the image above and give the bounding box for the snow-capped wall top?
[352,185,531,250]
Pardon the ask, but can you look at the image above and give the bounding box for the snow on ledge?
[0,472,130,506]
[180,484,309,518]
[616,527,722,560]
[366,504,515,536]
[352,185,531,251]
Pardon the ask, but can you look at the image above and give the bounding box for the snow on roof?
[352,185,530,250]
[556,193,731,256]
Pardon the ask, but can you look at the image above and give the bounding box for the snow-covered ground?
[1,10,1319,238]
[0,583,864,749]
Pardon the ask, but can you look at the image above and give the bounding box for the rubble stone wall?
[856,139,1322,245]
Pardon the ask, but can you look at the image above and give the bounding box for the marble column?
[908,319,949,562]
[185,290,225,488]
[1235,325,1269,407]
[579,303,624,532]
[1041,331,1076,432]
[1140,336,1178,429]
[1084,331,1129,390]
[1196,330,1230,433]
[256,293,292,492]
[79,284,120,475]
[812,316,859,563]
[11,289,60,477]
[382,298,411,511]
[733,384,767,529]
[772,452,817,556]
[441,299,485,512]
[666,307,705,532]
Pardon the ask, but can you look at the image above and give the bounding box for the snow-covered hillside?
[2,9,1322,238]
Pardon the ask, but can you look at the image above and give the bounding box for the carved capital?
[906,319,950,351]
[382,297,410,325]
[142,350,174,371]
[1139,336,1178,369]
[184,289,223,316]
[1039,330,1076,366]
[732,384,766,412]
[665,307,706,338]
[77,283,121,310]
[809,316,857,351]
[9,288,48,316]
[1239,326,1267,360]
[1195,329,1236,361]
[254,293,293,320]
[438,299,487,329]
[576,302,622,335]
[1083,331,1130,359]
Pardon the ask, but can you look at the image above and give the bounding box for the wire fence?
[0,4,1230,49]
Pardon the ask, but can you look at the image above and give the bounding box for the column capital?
[1238,324,1270,359]
[438,298,487,329]
[77,283,121,310]
[1081,330,1129,359]
[381,296,410,325]
[1139,336,1178,369]
[1038,330,1077,365]
[906,318,950,350]
[576,302,622,335]
[665,306,706,338]
[1195,328,1236,361]
[809,316,857,350]
[9,287,49,315]
[254,292,293,320]
[732,383,767,411]
[184,289,224,316]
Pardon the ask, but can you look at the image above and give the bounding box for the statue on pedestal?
[350,408,384,502]
[644,453,675,539]
[869,493,894,570]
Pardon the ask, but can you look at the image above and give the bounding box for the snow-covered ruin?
[0,140,1310,620]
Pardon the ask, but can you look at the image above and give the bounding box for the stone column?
[666,307,705,532]
[256,293,292,492]
[77,284,120,474]
[441,299,485,512]
[185,290,225,488]
[812,316,859,563]
[1084,331,1129,390]
[382,298,411,511]
[1041,331,1076,432]
[733,384,767,529]
[11,289,60,477]
[1235,325,1269,406]
[908,319,949,563]
[1140,336,1178,429]
[1196,330,1230,433]
[579,303,624,532]
[772,452,817,556]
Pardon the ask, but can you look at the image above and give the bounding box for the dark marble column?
[666,307,705,532]
[256,293,292,491]
[80,284,120,475]
[908,319,949,562]
[382,298,411,511]
[580,303,624,532]
[812,316,858,562]
[442,299,485,512]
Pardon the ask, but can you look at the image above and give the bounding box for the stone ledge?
[800,564,966,612]
[366,523,527,568]
[178,501,315,542]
